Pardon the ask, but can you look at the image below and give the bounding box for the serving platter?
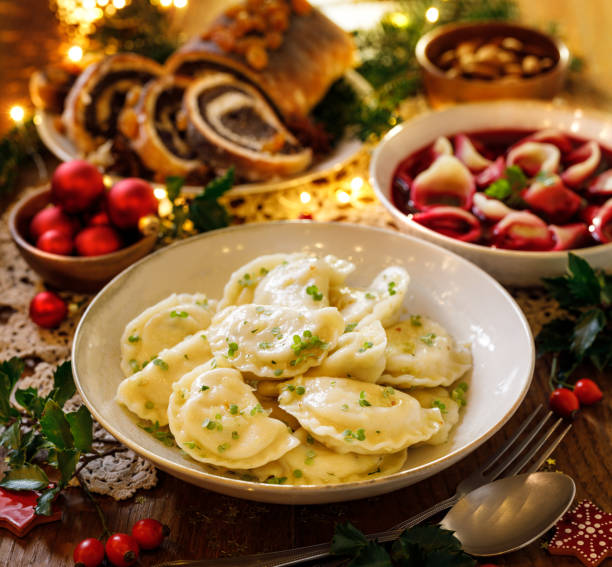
[72,222,534,504]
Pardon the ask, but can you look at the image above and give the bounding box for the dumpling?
[331,266,409,328]
[306,320,387,383]
[253,255,355,310]
[250,428,407,485]
[120,293,215,376]
[206,304,345,379]
[380,316,472,388]
[278,377,443,454]
[116,333,216,425]
[167,367,299,468]
[410,387,460,445]
[218,253,306,309]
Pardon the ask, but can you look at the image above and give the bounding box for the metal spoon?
[154,471,575,567]
[442,471,575,556]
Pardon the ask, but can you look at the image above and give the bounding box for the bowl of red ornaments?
[9,160,158,293]
[370,100,612,286]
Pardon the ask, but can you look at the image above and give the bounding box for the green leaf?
[203,167,235,200]
[331,522,369,556]
[541,276,578,309]
[425,549,476,567]
[571,308,606,358]
[0,357,24,423]
[566,253,602,305]
[48,361,75,407]
[188,168,234,233]
[56,448,80,486]
[0,464,49,491]
[349,541,393,567]
[484,178,511,200]
[536,318,576,356]
[40,399,74,450]
[505,165,528,192]
[0,421,21,452]
[166,176,185,201]
[15,386,45,419]
[35,485,60,517]
[65,405,93,452]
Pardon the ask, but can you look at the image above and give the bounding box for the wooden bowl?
[9,188,157,293]
[415,21,569,107]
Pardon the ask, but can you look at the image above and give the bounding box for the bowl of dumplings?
[370,100,612,286]
[72,221,534,503]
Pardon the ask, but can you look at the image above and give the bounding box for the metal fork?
[155,405,572,567]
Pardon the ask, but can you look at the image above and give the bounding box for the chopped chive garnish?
[358,341,374,353]
[232,431,240,439]
[388,281,397,295]
[145,401,154,409]
[153,358,168,370]
[227,340,239,358]
[295,386,306,395]
[200,385,210,392]
[293,469,303,478]
[433,400,447,413]
[419,333,436,346]
[229,404,239,415]
[170,310,189,318]
[306,284,323,301]
[274,369,284,377]
[344,322,357,333]
[218,443,229,453]
[128,334,140,343]
[410,315,422,327]
[365,292,375,300]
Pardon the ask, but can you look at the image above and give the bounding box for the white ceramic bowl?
[370,100,612,286]
[72,222,534,504]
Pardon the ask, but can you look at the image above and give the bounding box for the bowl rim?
[369,99,612,260]
[8,186,157,263]
[415,20,570,83]
[72,220,535,499]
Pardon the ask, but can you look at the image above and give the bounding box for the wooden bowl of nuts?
[415,21,569,107]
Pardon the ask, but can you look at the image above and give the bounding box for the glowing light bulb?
[425,7,439,23]
[350,177,364,192]
[97,0,109,5]
[9,105,25,123]
[67,45,83,62]
[299,191,311,204]
[336,190,350,204]
[389,12,410,27]
[83,0,95,8]
[173,0,187,7]
[112,0,126,8]
[154,187,168,200]
[160,0,172,6]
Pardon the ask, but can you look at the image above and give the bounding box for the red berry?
[51,160,105,214]
[549,387,580,418]
[573,379,603,405]
[30,205,79,241]
[132,518,168,550]
[73,537,105,567]
[105,533,139,567]
[107,178,158,229]
[75,226,122,257]
[36,229,74,255]
[29,291,67,328]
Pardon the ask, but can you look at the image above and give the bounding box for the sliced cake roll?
[184,73,312,181]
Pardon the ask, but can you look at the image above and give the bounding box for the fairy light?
[173,0,187,7]
[336,190,350,204]
[160,0,172,6]
[83,0,96,8]
[97,0,109,5]
[9,105,25,124]
[112,0,126,9]
[299,191,311,204]
[388,12,410,27]
[67,45,83,62]
[350,177,364,192]
[425,7,440,23]
[154,187,168,200]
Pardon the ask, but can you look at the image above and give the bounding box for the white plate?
[72,222,534,504]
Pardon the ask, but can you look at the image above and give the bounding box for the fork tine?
[478,404,544,474]
[523,420,572,474]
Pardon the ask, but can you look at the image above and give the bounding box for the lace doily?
[0,150,561,501]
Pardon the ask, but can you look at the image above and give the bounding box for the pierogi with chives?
[116,252,472,485]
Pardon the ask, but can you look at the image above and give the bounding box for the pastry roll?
[184,73,312,181]
[165,5,355,118]
[118,75,203,180]
[62,54,164,155]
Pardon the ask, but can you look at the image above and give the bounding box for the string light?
[299,191,311,204]
[335,190,350,204]
[153,187,168,200]
[83,0,96,8]
[112,0,126,8]
[67,45,83,62]
[9,106,25,123]
[160,0,172,6]
[350,177,364,192]
[388,12,410,27]
[97,0,109,5]
[425,7,440,23]
[173,0,187,7]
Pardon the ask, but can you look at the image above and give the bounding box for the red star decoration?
[549,499,612,567]
[0,486,62,537]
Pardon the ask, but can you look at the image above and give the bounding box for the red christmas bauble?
[29,291,67,328]
[51,160,105,214]
[87,209,110,226]
[29,205,79,241]
[36,229,74,255]
[107,178,157,229]
[75,226,122,257]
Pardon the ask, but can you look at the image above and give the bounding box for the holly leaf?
[0,463,49,491]
[202,167,235,200]
[425,549,476,567]
[0,357,24,423]
[585,329,612,370]
[571,308,606,358]
[188,168,234,233]
[48,361,75,407]
[15,386,45,419]
[40,399,74,450]
[331,522,369,556]
[166,176,185,201]
[536,318,576,356]
[0,421,21,452]
[35,485,60,516]
[56,448,80,486]
[349,541,393,567]
[65,405,93,452]
[392,526,471,567]
[566,253,603,306]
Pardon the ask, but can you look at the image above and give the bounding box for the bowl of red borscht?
[370,100,612,286]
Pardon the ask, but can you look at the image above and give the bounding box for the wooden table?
[1,2,612,566]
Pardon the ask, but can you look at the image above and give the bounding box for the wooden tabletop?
[1,2,612,566]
